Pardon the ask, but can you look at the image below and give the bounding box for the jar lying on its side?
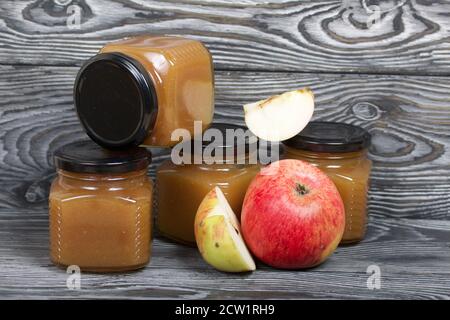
[74,35,215,148]
[156,124,261,245]
[49,141,153,272]
[282,122,372,244]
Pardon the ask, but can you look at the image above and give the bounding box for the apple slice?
[194,187,256,272]
[243,88,314,142]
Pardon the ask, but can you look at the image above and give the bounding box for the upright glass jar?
[49,141,153,272]
[156,124,261,245]
[282,122,372,244]
[74,35,215,148]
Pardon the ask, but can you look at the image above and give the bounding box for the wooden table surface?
[0,0,449,299]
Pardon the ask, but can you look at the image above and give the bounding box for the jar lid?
[54,140,152,174]
[282,121,371,153]
[74,52,158,148]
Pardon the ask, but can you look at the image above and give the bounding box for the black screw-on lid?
[54,140,152,174]
[282,121,371,153]
[74,52,158,148]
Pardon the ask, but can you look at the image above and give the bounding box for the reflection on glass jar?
[282,122,372,244]
[49,141,153,272]
[156,124,261,246]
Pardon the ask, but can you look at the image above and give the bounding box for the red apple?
[241,159,345,269]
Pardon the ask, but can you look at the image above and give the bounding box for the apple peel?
[243,88,314,142]
[194,187,256,272]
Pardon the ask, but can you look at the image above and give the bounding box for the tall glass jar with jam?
[74,35,215,148]
[49,141,153,272]
[155,124,262,245]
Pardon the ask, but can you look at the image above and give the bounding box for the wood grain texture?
[0,65,449,220]
[0,213,449,299]
[0,0,450,74]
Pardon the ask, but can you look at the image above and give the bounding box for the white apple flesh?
[243,88,315,142]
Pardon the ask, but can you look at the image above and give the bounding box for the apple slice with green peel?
[194,187,256,272]
[243,88,314,142]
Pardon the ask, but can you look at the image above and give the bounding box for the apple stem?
[296,183,309,196]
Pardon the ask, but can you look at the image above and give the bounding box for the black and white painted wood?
[0,215,449,299]
[0,0,449,299]
[1,65,448,220]
[1,0,450,74]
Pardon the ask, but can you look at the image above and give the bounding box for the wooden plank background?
[0,0,449,299]
[1,0,450,75]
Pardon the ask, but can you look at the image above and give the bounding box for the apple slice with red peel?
[194,187,256,272]
[243,88,315,142]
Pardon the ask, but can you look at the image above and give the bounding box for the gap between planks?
[2,63,450,78]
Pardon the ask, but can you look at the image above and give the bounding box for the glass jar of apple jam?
[155,124,261,245]
[282,122,372,244]
[74,35,214,148]
[49,141,153,272]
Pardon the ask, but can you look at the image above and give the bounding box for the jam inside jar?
[49,141,153,272]
[155,124,261,245]
[282,122,372,244]
[74,35,215,148]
